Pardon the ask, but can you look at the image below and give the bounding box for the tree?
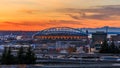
[110,41,120,53]
[25,46,36,64]
[99,40,109,53]
[67,46,76,53]
[100,40,120,54]
[1,47,7,64]
[1,46,37,64]
[6,47,13,64]
[17,46,25,64]
[1,47,15,64]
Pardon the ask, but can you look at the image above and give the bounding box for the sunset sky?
[0,0,120,31]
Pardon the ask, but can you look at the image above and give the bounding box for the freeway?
[1,63,120,68]
[36,58,120,64]
[30,63,120,68]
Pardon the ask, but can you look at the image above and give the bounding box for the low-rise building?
[111,34,120,46]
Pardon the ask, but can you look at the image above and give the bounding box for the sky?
[0,0,120,31]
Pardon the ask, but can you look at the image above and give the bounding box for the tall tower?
[86,30,88,35]
[105,26,109,33]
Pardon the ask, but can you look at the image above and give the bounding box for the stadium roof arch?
[33,27,88,37]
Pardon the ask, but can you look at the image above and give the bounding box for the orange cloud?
[0,1,120,31]
[0,19,119,31]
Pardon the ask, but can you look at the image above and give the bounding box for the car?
[69,57,76,60]
[116,59,120,61]
[57,55,66,59]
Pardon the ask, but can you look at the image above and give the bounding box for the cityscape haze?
[0,0,120,68]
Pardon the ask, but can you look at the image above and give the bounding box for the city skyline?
[0,0,120,31]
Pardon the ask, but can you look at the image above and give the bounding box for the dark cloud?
[49,20,81,25]
[66,14,82,20]
[4,20,82,27]
[84,14,109,20]
[20,9,40,14]
[59,5,120,20]
[67,13,110,20]
[4,21,45,26]
[66,12,86,20]
[83,5,120,16]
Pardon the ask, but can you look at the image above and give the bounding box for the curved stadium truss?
[33,27,88,41]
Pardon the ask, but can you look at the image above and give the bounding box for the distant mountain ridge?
[78,26,120,34]
[0,26,119,35]
[81,26,120,29]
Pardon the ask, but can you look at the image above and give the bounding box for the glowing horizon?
[0,0,120,31]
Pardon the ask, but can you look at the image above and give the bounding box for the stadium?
[33,27,88,41]
[32,27,89,53]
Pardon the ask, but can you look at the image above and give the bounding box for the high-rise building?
[92,31,107,48]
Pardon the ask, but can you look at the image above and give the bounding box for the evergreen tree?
[17,46,25,64]
[1,47,15,64]
[99,40,109,53]
[100,40,120,54]
[25,46,36,64]
[110,41,120,53]
[1,46,36,64]
[1,47,7,64]
[6,47,12,64]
